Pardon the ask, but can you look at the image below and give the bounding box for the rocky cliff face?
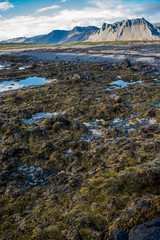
[89,18,160,41]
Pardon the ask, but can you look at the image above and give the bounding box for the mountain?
[60,26,99,43]
[154,23,160,27]
[4,26,99,44]
[3,18,160,44]
[26,30,69,44]
[89,18,160,41]
[4,37,28,43]
[4,35,46,43]
[154,23,160,32]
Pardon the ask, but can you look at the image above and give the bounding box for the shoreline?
[0,43,159,68]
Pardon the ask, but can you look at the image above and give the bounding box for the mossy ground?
[0,55,160,239]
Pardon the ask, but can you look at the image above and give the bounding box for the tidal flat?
[0,43,160,240]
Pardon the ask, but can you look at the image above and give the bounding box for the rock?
[53,122,65,133]
[146,110,156,117]
[109,231,128,240]
[44,116,70,132]
[29,127,48,139]
[55,115,71,126]
[110,94,120,101]
[0,118,5,128]
[53,116,71,132]
[72,73,82,80]
[129,217,160,240]
[86,75,92,80]
[2,147,29,162]
[119,59,132,69]
[132,65,141,71]
[73,122,88,133]
[68,175,82,188]
[112,63,119,70]
[42,117,56,130]
[108,198,116,206]
[71,231,82,240]
[91,202,100,209]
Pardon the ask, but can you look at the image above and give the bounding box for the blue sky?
[0,0,159,40]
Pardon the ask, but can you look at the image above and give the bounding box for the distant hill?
[2,18,160,44]
[154,23,160,27]
[4,26,99,44]
[89,18,160,41]
[154,23,160,32]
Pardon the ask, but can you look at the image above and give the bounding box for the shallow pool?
[24,112,62,125]
[0,77,53,92]
[105,79,142,91]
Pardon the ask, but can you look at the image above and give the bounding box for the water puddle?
[63,149,73,155]
[0,77,55,92]
[19,66,30,70]
[24,111,62,125]
[83,119,104,129]
[81,119,103,142]
[153,78,160,85]
[0,64,5,69]
[136,118,157,125]
[90,129,102,136]
[151,103,160,107]
[109,116,157,137]
[80,134,95,142]
[117,75,122,79]
[0,63,10,69]
[80,131,102,142]
[111,117,136,133]
[105,80,142,91]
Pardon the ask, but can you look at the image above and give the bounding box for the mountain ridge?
[89,18,160,41]
[3,26,99,44]
[2,18,160,43]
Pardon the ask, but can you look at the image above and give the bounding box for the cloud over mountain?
[4,18,160,43]
[0,1,14,11]
[0,0,159,40]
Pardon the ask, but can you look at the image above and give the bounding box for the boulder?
[55,115,71,126]
[146,110,156,117]
[72,73,81,80]
[109,231,128,240]
[129,217,160,240]
[71,231,82,240]
[72,121,88,133]
[119,59,132,69]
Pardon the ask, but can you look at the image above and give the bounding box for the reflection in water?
[105,79,142,91]
[19,66,30,70]
[24,112,62,125]
[0,77,53,92]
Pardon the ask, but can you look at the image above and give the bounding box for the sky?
[0,0,160,40]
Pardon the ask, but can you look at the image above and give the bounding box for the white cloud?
[0,1,14,11]
[62,0,66,2]
[37,5,60,13]
[0,0,159,40]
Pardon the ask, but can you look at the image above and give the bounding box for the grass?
[0,59,160,239]
[0,40,160,50]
